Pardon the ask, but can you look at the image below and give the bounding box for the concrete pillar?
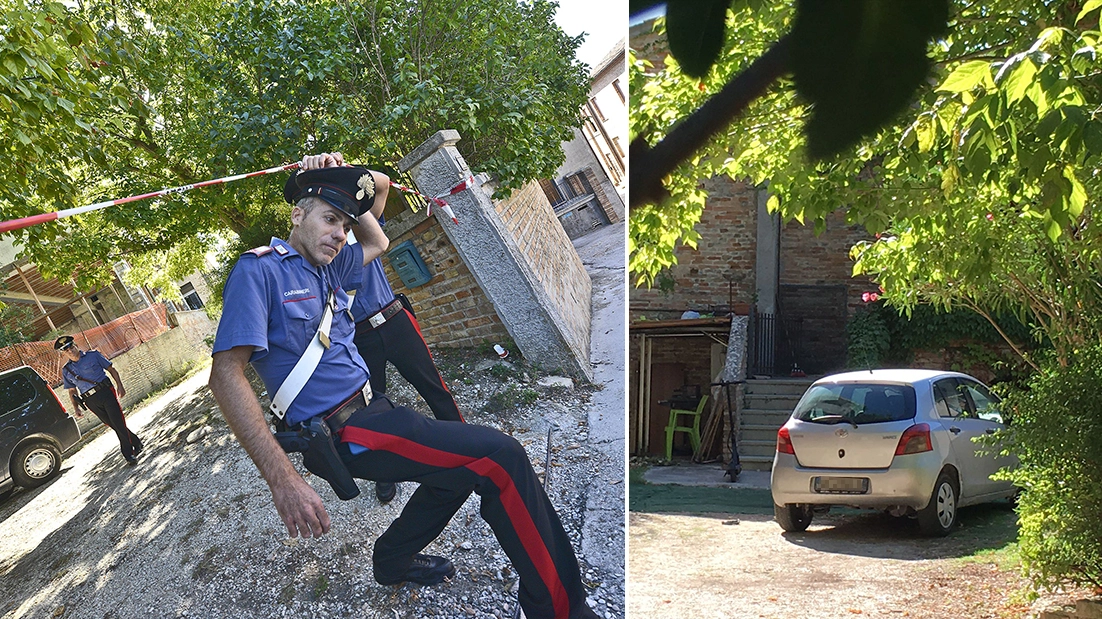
[754,184,780,315]
[398,130,593,381]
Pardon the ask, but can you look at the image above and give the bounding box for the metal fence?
[0,304,171,387]
[748,310,804,376]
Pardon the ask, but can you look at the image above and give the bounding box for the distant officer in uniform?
[351,194,464,504]
[56,335,142,464]
[209,153,598,619]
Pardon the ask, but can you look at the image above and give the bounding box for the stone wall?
[399,130,593,380]
[381,210,510,349]
[490,180,593,369]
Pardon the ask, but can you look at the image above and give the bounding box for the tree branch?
[630,33,792,208]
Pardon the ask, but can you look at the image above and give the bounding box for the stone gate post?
[398,130,593,381]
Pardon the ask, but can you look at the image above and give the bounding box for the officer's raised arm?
[357,185,389,266]
[209,346,331,538]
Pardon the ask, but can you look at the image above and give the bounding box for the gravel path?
[0,352,623,619]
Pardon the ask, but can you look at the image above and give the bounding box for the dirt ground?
[628,502,1087,619]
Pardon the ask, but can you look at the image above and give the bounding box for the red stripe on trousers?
[402,308,464,422]
[340,425,570,618]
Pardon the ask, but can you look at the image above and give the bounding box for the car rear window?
[793,383,916,424]
[0,374,37,416]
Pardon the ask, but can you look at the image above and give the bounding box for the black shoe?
[132,444,143,457]
[124,455,138,466]
[375,554,456,586]
[375,482,397,503]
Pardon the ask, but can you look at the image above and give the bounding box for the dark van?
[0,366,81,492]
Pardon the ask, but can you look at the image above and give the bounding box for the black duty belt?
[323,390,367,432]
[355,298,403,334]
[82,380,112,398]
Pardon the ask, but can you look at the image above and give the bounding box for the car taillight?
[48,386,67,415]
[777,426,795,455]
[895,423,932,455]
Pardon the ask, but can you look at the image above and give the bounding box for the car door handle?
[949,427,961,435]
[985,428,997,435]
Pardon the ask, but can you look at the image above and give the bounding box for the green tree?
[1,0,588,291]
[629,1,1101,288]
[631,1,1102,363]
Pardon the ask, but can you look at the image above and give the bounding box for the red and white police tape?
[0,163,470,235]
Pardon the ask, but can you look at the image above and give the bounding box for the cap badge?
[356,173,375,201]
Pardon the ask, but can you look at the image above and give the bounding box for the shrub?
[997,347,1102,591]
[845,306,890,369]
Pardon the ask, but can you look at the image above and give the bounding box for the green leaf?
[665,0,731,78]
[1001,57,1037,104]
[1063,166,1086,218]
[939,61,992,93]
[1077,0,1102,24]
[793,0,950,159]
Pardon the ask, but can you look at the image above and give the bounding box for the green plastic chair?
[664,395,708,460]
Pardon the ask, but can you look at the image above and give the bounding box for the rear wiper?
[808,415,858,428]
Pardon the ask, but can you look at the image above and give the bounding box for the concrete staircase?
[737,378,814,471]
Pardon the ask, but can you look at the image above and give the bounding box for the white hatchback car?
[770,369,1016,536]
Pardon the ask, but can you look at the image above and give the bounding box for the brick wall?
[382,211,511,349]
[649,336,715,395]
[630,177,759,320]
[582,167,620,224]
[780,210,875,313]
[492,181,593,359]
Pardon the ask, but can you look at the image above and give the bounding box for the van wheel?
[11,442,61,489]
[917,471,958,536]
[774,503,813,532]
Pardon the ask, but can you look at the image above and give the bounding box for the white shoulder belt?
[269,291,336,420]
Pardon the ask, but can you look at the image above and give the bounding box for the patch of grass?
[312,574,328,600]
[954,505,1021,570]
[628,465,649,486]
[489,363,518,380]
[279,583,295,604]
[231,493,249,504]
[130,359,209,411]
[483,386,539,413]
[629,466,773,515]
[630,482,774,515]
[216,505,230,519]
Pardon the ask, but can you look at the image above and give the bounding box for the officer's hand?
[270,475,331,538]
[300,152,346,171]
[117,385,126,398]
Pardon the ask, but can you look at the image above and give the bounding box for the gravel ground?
[628,504,1089,619]
[0,348,624,619]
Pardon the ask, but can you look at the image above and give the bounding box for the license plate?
[813,476,869,494]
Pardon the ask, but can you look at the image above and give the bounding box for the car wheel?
[774,503,813,532]
[10,441,62,489]
[917,471,958,536]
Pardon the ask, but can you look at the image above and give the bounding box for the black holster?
[274,417,360,500]
[395,293,415,318]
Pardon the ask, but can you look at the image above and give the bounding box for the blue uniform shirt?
[349,257,396,322]
[212,237,368,426]
[62,350,112,394]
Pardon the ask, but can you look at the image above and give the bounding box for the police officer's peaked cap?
[54,335,75,350]
[284,166,377,222]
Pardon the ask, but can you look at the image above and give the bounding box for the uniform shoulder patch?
[244,246,274,257]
